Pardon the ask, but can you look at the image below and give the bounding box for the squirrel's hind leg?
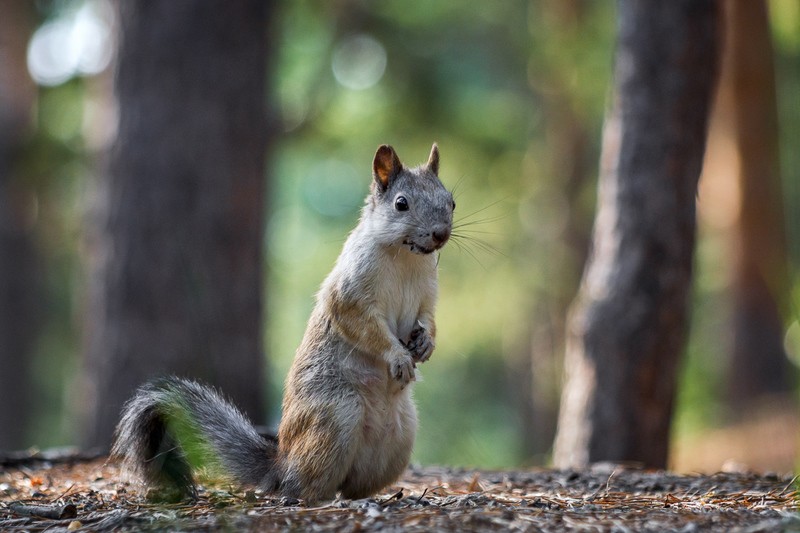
[338,392,417,500]
[278,395,363,502]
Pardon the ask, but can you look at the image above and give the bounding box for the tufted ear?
[372,144,403,191]
[426,143,439,176]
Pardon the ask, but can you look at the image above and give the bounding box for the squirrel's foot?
[388,350,416,386]
[406,324,434,363]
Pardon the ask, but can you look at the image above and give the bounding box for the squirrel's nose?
[432,226,451,246]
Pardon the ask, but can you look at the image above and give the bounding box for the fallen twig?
[7,501,77,520]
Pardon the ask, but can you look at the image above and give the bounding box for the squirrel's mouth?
[402,239,446,255]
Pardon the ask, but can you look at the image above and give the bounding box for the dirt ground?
[1,452,798,532]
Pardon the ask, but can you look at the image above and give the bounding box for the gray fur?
[366,147,454,255]
[111,377,278,496]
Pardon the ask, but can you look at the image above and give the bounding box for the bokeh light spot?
[27,0,113,87]
[331,34,387,91]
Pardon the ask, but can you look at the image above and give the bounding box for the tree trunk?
[553,0,719,469]
[0,0,38,451]
[718,0,794,410]
[82,0,275,448]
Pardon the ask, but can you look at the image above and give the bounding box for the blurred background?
[0,0,798,473]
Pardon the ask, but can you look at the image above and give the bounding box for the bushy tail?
[111,377,278,497]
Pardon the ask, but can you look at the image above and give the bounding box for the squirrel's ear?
[373,144,402,191]
[426,143,440,176]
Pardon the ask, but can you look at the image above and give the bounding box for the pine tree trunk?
[718,0,795,410]
[0,0,38,451]
[82,0,275,447]
[553,0,719,469]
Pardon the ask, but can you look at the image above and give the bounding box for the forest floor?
[1,451,799,532]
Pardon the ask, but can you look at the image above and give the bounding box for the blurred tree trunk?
[717,0,795,410]
[553,0,719,469]
[82,0,275,447]
[0,0,38,450]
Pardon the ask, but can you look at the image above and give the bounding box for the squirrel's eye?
[451,200,456,211]
[395,196,409,211]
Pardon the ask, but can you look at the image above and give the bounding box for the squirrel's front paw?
[389,352,416,386]
[406,325,434,363]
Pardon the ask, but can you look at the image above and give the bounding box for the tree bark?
[553,0,719,469]
[82,0,275,447]
[718,0,794,409]
[0,0,38,451]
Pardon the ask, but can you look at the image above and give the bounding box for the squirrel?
[111,143,454,502]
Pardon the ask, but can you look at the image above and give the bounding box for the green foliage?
[413,345,523,468]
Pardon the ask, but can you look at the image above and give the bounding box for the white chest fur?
[373,247,437,343]
[330,227,438,345]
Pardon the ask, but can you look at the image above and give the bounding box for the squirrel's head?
[367,143,454,255]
